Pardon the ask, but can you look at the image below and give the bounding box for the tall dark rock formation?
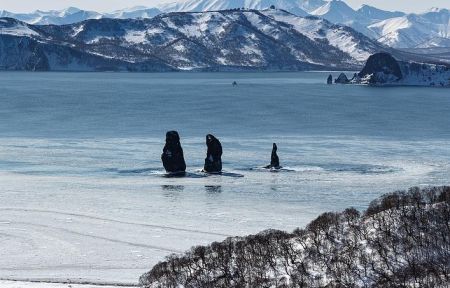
[327,74,333,84]
[335,72,350,84]
[203,134,222,173]
[265,143,281,169]
[161,131,186,173]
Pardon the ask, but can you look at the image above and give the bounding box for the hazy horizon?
[0,0,449,14]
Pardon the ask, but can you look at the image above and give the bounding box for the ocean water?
[0,72,449,284]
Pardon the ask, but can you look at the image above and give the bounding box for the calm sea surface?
[0,72,449,283]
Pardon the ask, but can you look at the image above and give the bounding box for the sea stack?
[350,73,361,83]
[335,73,350,84]
[203,134,222,173]
[161,131,186,173]
[327,74,333,84]
[266,143,281,169]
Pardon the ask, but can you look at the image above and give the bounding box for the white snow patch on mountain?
[368,10,450,48]
[326,28,371,61]
[124,31,149,44]
[0,20,38,37]
[311,0,358,24]
[262,10,372,61]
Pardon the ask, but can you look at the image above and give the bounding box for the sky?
[0,0,449,13]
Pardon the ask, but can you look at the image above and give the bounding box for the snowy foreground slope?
[0,280,136,288]
[0,9,390,71]
[352,52,450,86]
[140,186,450,288]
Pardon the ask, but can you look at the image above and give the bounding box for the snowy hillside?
[0,9,390,71]
[140,186,450,287]
[310,0,359,24]
[0,17,174,71]
[0,18,39,37]
[368,8,450,49]
[105,7,162,20]
[262,10,378,61]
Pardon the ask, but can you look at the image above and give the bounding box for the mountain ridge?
[0,9,396,71]
[1,0,449,49]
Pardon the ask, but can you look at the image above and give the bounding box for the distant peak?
[323,0,353,9]
[64,7,82,13]
[114,6,149,13]
[426,7,448,13]
[357,4,374,10]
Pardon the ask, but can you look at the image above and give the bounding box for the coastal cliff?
[355,53,450,86]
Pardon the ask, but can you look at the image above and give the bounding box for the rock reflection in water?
[162,185,185,200]
[205,185,222,194]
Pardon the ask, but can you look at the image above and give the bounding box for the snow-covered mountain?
[0,7,102,25]
[368,8,450,48]
[157,0,449,50]
[356,4,405,22]
[157,0,326,16]
[0,17,173,71]
[310,0,358,24]
[1,0,449,49]
[298,0,328,13]
[306,1,449,49]
[105,6,162,20]
[0,9,393,71]
[0,1,317,25]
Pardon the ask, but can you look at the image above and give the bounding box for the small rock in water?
[327,74,333,85]
[335,73,350,84]
[265,143,281,169]
[203,134,222,173]
[350,73,361,84]
[161,131,186,173]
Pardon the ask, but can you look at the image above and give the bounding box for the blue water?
[0,72,449,283]
[1,72,449,139]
